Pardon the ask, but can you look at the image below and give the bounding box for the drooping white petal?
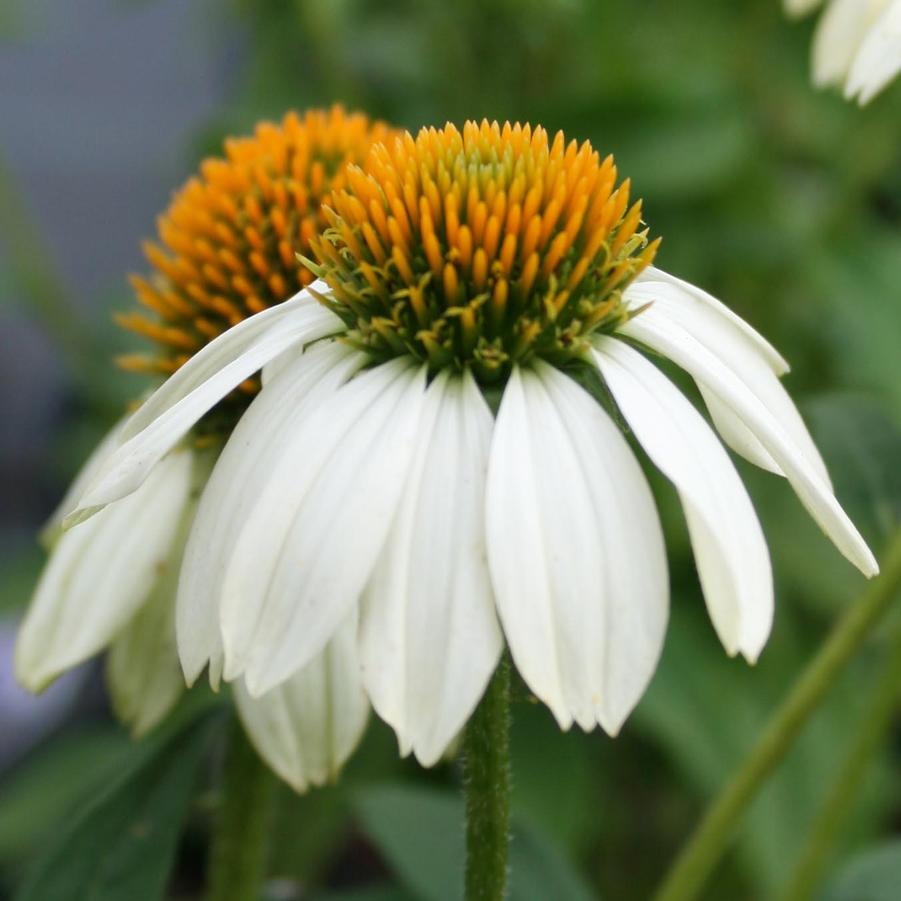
[486,364,668,734]
[624,278,831,487]
[812,0,884,87]
[176,341,364,687]
[359,370,502,766]
[633,265,789,375]
[594,338,773,661]
[15,448,194,692]
[221,359,428,696]
[234,609,368,793]
[621,315,879,577]
[69,286,341,521]
[107,449,213,734]
[845,0,901,103]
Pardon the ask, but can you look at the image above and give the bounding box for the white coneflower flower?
[67,120,878,768]
[786,0,901,103]
[16,107,384,788]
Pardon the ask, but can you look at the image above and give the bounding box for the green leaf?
[352,784,594,901]
[0,728,132,870]
[15,709,220,901]
[820,841,901,901]
[508,696,603,858]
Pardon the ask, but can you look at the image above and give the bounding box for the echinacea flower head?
[118,105,392,389]
[306,121,657,380]
[66,119,878,768]
[786,0,901,104]
[15,107,387,791]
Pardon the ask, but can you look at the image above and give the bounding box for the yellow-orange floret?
[308,119,659,381]
[118,106,393,386]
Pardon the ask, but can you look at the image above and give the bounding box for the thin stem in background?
[778,619,901,901]
[463,656,512,901]
[207,717,276,901]
[653,529,901,901]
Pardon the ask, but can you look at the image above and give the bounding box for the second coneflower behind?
[786,0,901,103]
[16,106,392,791]
[66,120,878,767]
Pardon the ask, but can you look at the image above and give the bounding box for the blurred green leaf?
[509,699,601,854]
[611,106,754,201]
[0,728,132,869]
[15,709,220,901]
[819,841,901,901]
[353,785,595,901]
[811,233,901,417]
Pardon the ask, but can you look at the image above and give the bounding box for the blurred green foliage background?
[1,1,900,899]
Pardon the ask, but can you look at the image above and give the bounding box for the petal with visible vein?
[595,338,773,661]
[624,278,830,486]
[175,341,363,687]
[16,448,193,692]
[486,364,668,734]
[632,265,789,375]
[360,370,501,766]
[234,609,368,793]
[621,314,878,577]
[221,359,428,695]
[70,285,341,520]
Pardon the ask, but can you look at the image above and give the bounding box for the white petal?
[359,370,502,766]
[106,553,184,737]
[621,314,879,577]
[234,609,369,793]
[845,0,901,103]
[595,338,773,661]
[107,450,213,734]
[624,278,831,486]
[16,448,194,692]
[812,0,882,87]
[69,285,341,521]
[633,265,789,375]
[221,359,428,695]
[176,341,364,687]
[486,364,668,734]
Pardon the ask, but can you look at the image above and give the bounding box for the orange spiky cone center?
[117,105,393,389]
[307,119,659,381]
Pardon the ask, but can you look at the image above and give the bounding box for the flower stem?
[778,617,901,901]
[208,717,275,901]
[653,530,901,901]
[463,656,512,901]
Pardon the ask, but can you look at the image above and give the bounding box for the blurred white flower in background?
[786,0,901,103]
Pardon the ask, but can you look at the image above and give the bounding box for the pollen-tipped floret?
[117,106,393,381]
[308,120,659,381]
